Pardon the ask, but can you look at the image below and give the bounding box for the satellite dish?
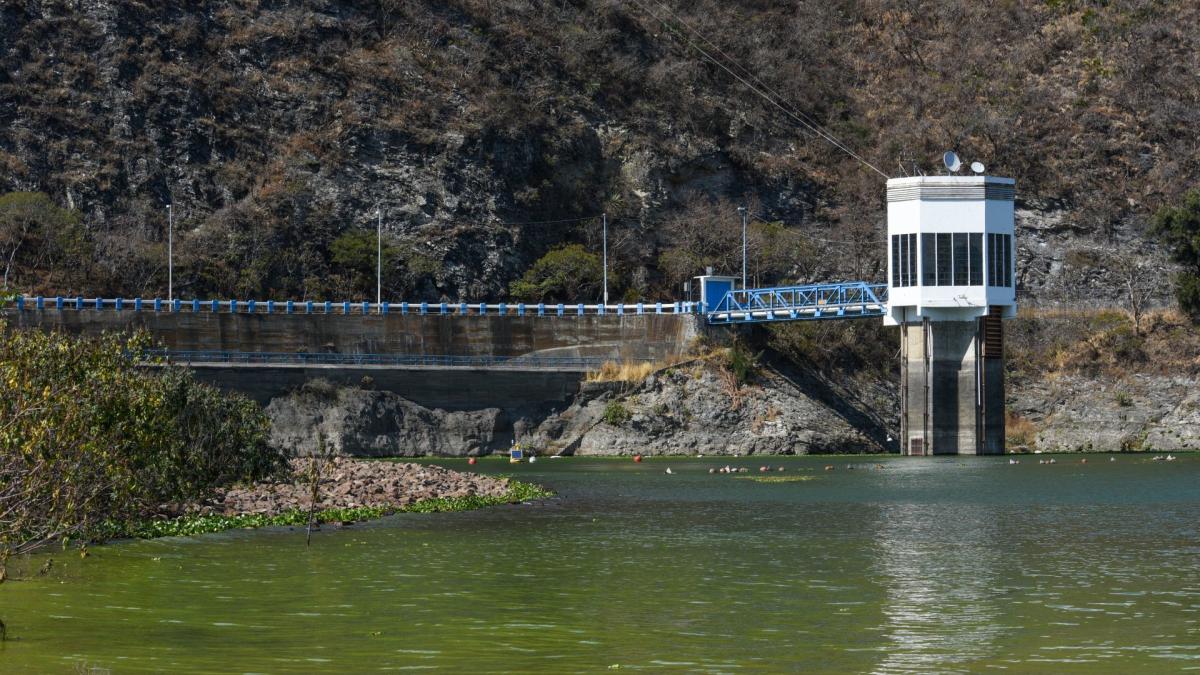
[970,161,986,174]
[943,151,962,173]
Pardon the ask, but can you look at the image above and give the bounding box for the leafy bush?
[602,400,631,426]
[1154,189,1200,321]
[0,325,282,555]
[726,340,761,386]
[509,244,603,303]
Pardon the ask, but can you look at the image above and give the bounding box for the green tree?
[1153,189,1200,321]
[0,325,282,556]
[0,192,87,292]
[509,244,603,303]
[330,230,401,297]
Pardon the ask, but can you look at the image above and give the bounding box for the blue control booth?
[695,274,738,313]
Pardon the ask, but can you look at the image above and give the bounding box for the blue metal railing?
[11,296,696,317]
[146,349,638,370]
[706,281,888,324]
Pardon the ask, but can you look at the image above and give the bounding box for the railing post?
[155,298,162,312]
[35,296,44,310]
[440,302,448,315]
[114,297,123,311]
[460,302,468,315]
[247,300,256,313]
[55,296,63,310]
[15,296,23,310]
[498,303,506,315]
[537,303,545,317]
[637,303,644,315]
[211,299,219,313]
[577,303,584,316]
[75,296,83,310]
[286,300,294,314]
[324,301,332,314]
[342,301,350,315]
[616,304,623,316]
[134,298,142,312]
[557,303,564,317]
[192,299,200,313]
[656,302,662,314]
[306,301,313,314]
[230,299,238,313]
[517,303,525,316]
[362,301,370,315]
[420,302,428,315]
[381,302,389,315]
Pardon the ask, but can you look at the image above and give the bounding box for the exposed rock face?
[527,362,896,456]
[266,380,507,457]
[1012,373,1200,452]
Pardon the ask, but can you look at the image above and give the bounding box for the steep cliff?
[2,1,1197,305]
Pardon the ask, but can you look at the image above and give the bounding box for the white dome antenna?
[970,161,986,174]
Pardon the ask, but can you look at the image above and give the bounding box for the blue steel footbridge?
[10,279,886,325]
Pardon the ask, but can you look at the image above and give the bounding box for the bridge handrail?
[9,296,702,317]
[143,349,647,370]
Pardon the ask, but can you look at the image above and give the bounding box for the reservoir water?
[2,454,1198,673]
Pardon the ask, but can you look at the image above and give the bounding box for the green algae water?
[2,454,1198,673]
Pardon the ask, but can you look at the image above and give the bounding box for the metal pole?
[602,212,608,305]
[167,204,173,301]
[738,206,747,288]
[376,209,382,308]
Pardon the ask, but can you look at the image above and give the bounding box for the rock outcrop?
[266,379,508,457]
[527,361,894,456]
[1011,373,1200,453]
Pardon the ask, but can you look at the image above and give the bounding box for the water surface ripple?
[2,455,1198,673]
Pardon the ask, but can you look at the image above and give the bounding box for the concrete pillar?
[901,315,1004,455]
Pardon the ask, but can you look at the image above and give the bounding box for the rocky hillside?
[2,1,1198,304]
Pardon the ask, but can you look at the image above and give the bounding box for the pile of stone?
[200,458,512,517]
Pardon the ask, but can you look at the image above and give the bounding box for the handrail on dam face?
[144,350,647,371]
[13,296,700,317]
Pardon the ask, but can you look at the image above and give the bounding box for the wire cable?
[623,0,889,179]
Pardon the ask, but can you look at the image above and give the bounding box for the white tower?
[886,165,1016,455]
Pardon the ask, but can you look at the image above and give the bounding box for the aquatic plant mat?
[108,480,552,540]
[736,475,817,483]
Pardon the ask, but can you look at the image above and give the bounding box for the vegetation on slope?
[1,1,1198,302]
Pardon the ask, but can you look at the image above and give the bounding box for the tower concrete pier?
[900,314,1005,455]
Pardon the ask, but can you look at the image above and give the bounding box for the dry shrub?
[1006,411,1037,451]
[586,355,687,383]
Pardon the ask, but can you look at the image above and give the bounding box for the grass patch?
[736,475,816,483]
[107,480,553,540]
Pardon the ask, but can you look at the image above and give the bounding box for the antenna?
[943,151,962,173]
[970,161,986,174]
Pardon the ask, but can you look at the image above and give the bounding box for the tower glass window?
[952,233,969,285]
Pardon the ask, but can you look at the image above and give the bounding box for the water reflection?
[872,490,1010,672]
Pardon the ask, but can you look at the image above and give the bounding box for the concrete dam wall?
[2,307,702,412]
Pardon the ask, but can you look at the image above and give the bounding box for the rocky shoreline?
[193,458,516,518]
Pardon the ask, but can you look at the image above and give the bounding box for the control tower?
[885,170,1016,455]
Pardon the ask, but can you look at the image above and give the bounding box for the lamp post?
[602,212,608,305]
[166,203,173,301]
[737,206,748,289]
[376,208,382,308]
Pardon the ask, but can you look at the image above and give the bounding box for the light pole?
[376,208,383,308]
[166,203,173,301]
[738,206,748,289]
[602,212,608,305]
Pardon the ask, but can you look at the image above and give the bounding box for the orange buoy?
[633,454,643,463]
[468,457,477,465]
